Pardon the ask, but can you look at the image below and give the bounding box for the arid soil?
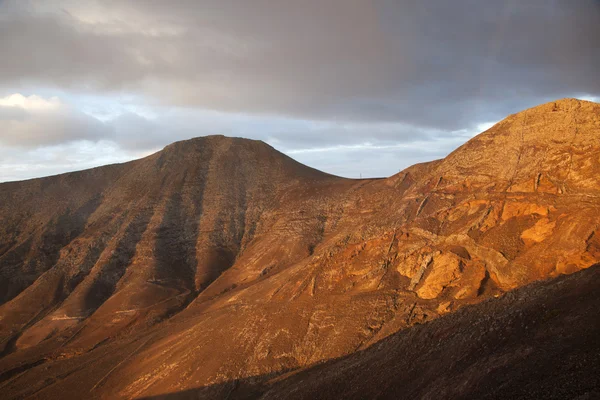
[0,98,599,399]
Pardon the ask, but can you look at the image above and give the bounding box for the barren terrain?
[0,98,599,399]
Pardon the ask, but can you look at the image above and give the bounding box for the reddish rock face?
[252,264,600,400]
[0,98,598,399]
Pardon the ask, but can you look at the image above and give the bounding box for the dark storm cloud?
[1,0,598,131]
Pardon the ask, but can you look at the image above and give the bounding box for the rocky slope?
[0,98,598,399]
[148,263,600,400]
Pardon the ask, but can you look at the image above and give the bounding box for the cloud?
[0,92,465,181]
[1,0,598,130]
[0,1,598,181]
[0,140,149,182]
[0,93,61,110]
[0,93,108,147]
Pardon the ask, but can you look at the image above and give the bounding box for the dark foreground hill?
[0,98,599,399]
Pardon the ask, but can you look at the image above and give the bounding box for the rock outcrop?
[252,264,600,400]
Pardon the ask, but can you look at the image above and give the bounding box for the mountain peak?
[520,97,598,115]
[426,97,600,195]
[161,134,264,154]
[154,134,335,183]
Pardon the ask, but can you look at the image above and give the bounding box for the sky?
[0,0,599,182]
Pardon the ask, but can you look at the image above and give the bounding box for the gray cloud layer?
[0,95,106,147]
[0,0,598,181]
[2,0,598,127]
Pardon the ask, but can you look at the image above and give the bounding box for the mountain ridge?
[1,97,595,187]
[0,98,599,399]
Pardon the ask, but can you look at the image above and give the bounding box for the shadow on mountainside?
[141,264,600,400]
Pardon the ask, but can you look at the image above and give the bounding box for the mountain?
[0,98,599,399]
[0,136,347,350]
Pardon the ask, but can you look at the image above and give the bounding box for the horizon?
[0,96,597,184]
[1,1,599,181]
